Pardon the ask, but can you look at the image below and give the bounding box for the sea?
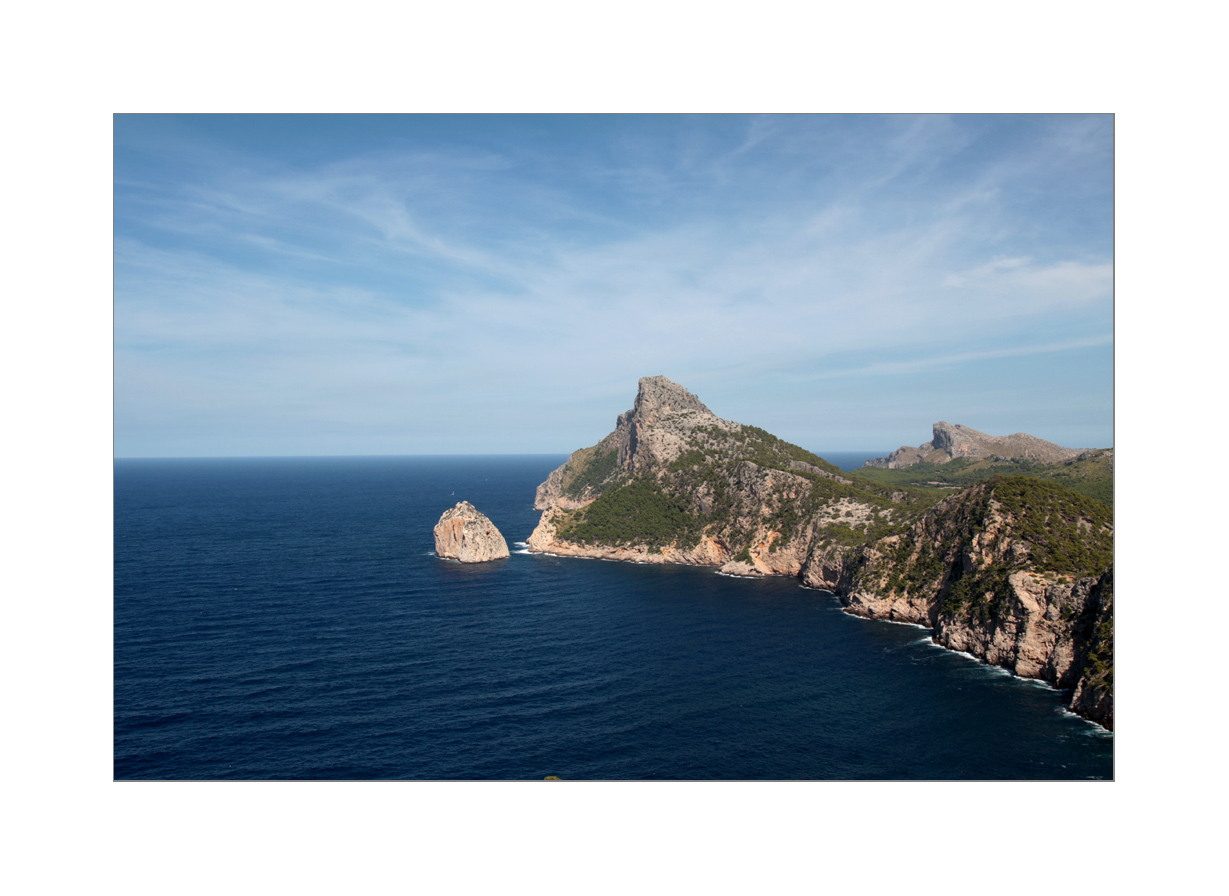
[114,454,1113,780]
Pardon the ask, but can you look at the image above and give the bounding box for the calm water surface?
[114,456,1112,780]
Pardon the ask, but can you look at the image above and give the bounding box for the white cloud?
[943,255,1111,302]
[114,115,1114,455]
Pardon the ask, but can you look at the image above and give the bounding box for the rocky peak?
[629,375,712,425]
[614,376,722,470]
[867,421,1082,468]
[930,421,976,456]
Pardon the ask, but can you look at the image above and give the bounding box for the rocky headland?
[865,421,1082,469]
[529,376,1114,728]
[434,501,510,563]
[528,375,885,578]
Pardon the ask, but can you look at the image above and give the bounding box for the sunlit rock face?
[433,502,510,563]
[866,422,1082,469]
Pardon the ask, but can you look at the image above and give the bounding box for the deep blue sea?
[114,455,1113,780]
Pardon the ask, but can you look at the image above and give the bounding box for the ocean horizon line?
[114,450,888,461]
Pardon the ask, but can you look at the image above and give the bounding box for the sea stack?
[433,501,510,563]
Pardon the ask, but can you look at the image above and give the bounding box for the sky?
[114,114,1113,457]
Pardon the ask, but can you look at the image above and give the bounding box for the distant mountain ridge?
[866,421,1082,469]
[528,376,1113,728]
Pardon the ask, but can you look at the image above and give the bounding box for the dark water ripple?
[114,456,1112,780]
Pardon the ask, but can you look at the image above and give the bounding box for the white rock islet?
[433,501,510,563]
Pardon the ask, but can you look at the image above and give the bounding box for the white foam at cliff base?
[835,604,931,630]
[873,617,930,630]
[532,551,597,561]
[1024,677,1058,691]
[926,646,1018,679]
[1058,707,1113,734]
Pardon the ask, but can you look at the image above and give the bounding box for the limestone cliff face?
[433,501,510,563]
[866,421,1081,469]
[933,570,1114,728]
[613,375,725,471]
[533,377,727,510]
[1067,575,1113,727]
[839,478,1114,728]
[799,540,861,594]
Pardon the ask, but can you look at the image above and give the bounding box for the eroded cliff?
[838,477,1114,727]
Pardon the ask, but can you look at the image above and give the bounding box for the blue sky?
[114,114,1113,457]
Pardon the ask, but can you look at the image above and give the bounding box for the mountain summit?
[614,376,727,471]
[866,421,1081,469]
[628,375,712,421]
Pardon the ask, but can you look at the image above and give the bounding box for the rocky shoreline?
[530,528,1114,731]
[526,376,1113,730]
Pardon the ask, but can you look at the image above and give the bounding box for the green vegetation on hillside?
[661,435,936,552]
[987,476,1113,575]
[908,476,1114,621]
[554,476,703,551]
[553,418,944,557]
[678,424,843,476]
[739,426,844,476]
[941,560,1014,621]
[850,450,1114,507]
[561,444,621,499]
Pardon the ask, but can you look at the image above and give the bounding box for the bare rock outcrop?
[433,501,510,563]
[613,375,732,471]
[866,421,1081,469]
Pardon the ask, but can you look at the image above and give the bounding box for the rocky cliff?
[434,501,510,563]
[866,421,1082,469]
[830,477,1114,728]
[529,377,1113,728]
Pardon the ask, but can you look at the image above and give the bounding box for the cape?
[528,376,1113,728]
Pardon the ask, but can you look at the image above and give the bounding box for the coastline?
[527,534,1112,731]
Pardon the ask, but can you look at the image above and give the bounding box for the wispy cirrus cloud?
[114,114,1113,456]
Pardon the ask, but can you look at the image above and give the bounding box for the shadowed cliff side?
[823,477,1114,728]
